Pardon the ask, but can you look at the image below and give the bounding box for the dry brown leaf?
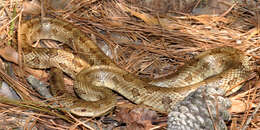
[0,47,18,64]
[22,0,41,15]
[229,99,256,113]
[119,4,158,25]
[116,107,158,130]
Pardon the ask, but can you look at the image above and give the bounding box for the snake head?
[70,106,114,117]
[70,107,98,117]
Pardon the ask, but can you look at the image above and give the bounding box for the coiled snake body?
[20,18,254,117]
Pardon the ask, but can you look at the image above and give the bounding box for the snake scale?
[19,18,254,117]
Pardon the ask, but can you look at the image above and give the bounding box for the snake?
[19,17,254,117]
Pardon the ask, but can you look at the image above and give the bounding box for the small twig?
[241,101,260,130]
[203,89,218,130]
[68,113,96,130]
[219,3,236,17]
[41,0,45,18]
[0,96,74,123]
[0,68,32,100]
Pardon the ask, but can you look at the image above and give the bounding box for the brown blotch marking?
[202,62,209,70]
[184,73,192,82]
[233,61,243,68]
[112,76,120,84]
[79,35,86,42]
[162,96,172,104]
[90,48,111,64]
[219,58,227,65]
[72,57,84,68]
[100,58,110,65]
[123,73,135,82]
[186,58,198,66]
[22,47,30,54]
[161,96,172,111]
[79,108,87,112]
[72,70,79,76]
[131,88,140,97]
[63,24,73,31]
[90,47,104,58]
[228,77,239,85]
[87,59,95,66]
[89,47,97,55]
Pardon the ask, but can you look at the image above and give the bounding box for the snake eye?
[79,108,87,112]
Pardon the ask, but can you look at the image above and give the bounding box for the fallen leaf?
[116,107,159,130]
[229,99,256,113]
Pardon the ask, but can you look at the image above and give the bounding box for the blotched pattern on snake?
[19,18,254,117]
